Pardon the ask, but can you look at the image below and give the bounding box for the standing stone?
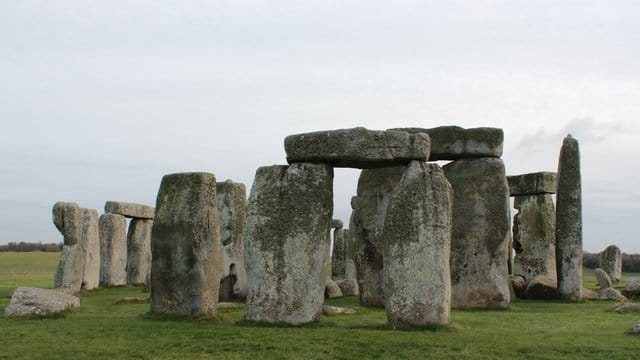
[555,135,583,302]
[512,194,557,284]
[383,161,453,326]
[126,219,153,285]
[332,228,346,279]
[444,158,511,309]
[599,245,622,285]
[593,268,613,289]
[150,172,223,316]
[52,202,84,292]
[344,228,357,280]
[352,166,405,307]
[216,180,248,301]
[325,280,344,299]
[244,164,333,324]
[99,213,127,287]
[80,209,100,290]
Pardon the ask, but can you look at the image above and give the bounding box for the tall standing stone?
[444,158,511,309]
[344,228,357,280]
[383,161,452,326]
[126,218,153,285]
[150,172,223,316]
[352,166,405,307]
[216,180,248,301]
[332,227,346,279]
[99,213,127,287]
[555,135,582,302]
[244,163,333,324]
[599,245,622,285]
[80,209,100,290]
[52,202,85,292]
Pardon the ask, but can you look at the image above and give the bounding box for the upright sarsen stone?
[52,202,85,292]
[383,161,453,326]
[80,209,100,290]
[126,219,153,285]
[150,172,223,316]
[599,245,622,284]
[444,158,511,309]
[244,164,333,325]
[332,228,346,279]
[99,213,127,287]
[555,135,582,302]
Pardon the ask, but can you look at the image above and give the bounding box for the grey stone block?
[105,201,154,219]
[507,172,557,196]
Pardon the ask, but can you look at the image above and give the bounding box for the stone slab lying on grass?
[507,172,557,196]
[105,201,155,219]
[583,287,627,301]
[611,303,640,313]
[284,127,431,168]
[323,305,356,315]
[626,279,640,293]
[4,287,79,317]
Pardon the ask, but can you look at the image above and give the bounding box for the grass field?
[1,252,639,359]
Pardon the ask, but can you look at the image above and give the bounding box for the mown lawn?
[0,252,638,359]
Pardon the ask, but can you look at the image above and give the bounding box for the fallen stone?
[555,134,583,302]
[4,287,79,317]
[99,213,127,287]
[507,172,557,196]
[597,288,626,301]
[284,127,431,168]
[126,218,153,285]
[150,172,223,316]
[335,278,359,296]
[383,161,452,326]
[594,268,613,289]
[510,275,527,299]
[392,126,503,160]
[331,219,344,229]
[444,157,511,309]
[599,245,622,284]
[332,228,346,279]
[626,279,640,294]
[244,164,333,325]
[323,305,356,315]
[612,303,640,313]
[525,275,559,300]
[104,201,154,219]
[52,202,85,292]
[325,280,344,299]
[582,288,599,300]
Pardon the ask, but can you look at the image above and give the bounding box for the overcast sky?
[1,1,639,253]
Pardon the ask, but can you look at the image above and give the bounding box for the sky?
[1,1,639,253]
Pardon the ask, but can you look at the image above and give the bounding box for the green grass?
[1,252,639,359]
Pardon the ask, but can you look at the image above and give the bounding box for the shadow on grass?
[7,308,76,320]
[139,312,231,324]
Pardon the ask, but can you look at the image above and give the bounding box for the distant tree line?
[0,242,62,252]
[583,251,640,273]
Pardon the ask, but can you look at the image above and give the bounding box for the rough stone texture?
[335,278,359,296]
[99,213,127,287]
[4,287,80,317]
[80,209,100,290]
[244,164,333,324]
[555,135,583,302]
[626,279,640,293]
[512,194,557,284]
[443,158,511,309]
[599,245,622,285]
[525,275,559,300]
[582,287,598,300]
[344,228,357,280]
[594,268,613,289]
[383,161,453,326]
[150,172,223,316]
[612,303,640,313]
[392,126,503,160]
[216,180,248,301]
[126,219,153,285]
[284,127,431,168]
[52,202,84,292]
[331,219,344,229]
[510,275,527,299]
[322,238,333,286]
[323,305,356,315]
[596,287,626,301]
[104,201,154,219]
[352,166,405,307]
[507,172,557,196]
[332,228,346,279]
[325,280,344,299]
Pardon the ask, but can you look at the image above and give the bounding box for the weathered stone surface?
[507,172,557,196]
[594,268,613,289]
[344,228,357,280]
[323,305,356,315]
[392,126,503,160]
[581,287,598,300]
[244,164,333,324]
[443,158,511,309]
[555,135,583,302]
[80,209,100,290]
[104,201,154,219]
[150,172,223,316]
[99,213,127,287]
[512,194,557,284]
[4,287,80,317]
[352,166,405,307]
[53,202,83,245]
[325,280,344,299]
[332,228,346,279]
[322,238,332,286]
[285,127,431,168]
[126,219,152,285]
[525,275,559,300]
[331,219,344,229]
[383,161,453,326]
[599,245,622,284]
[626,279,640,293]
[510,275,527,299]
[52,202,84,292]
[596,287,626,301]
[335,278,359,296]
[216,180,248,301]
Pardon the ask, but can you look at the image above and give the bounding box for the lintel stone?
[508,172,557,196]
[105,201,155,219]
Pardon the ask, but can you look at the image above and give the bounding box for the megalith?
[383,161,453,326]
[352,166,405,307]
[216,180,248,301]
[80,208,100,290]
[555,135,582,302]
[244,163,333,324]
[443,157,511,308]
[599,245,622,284]
[99,213,127,287]
[150,172,223,316]
[344,228,357,280]
[332,227,346,279]
[104,201,154,219]
[52,202,85,292]
[126,218,153,285]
